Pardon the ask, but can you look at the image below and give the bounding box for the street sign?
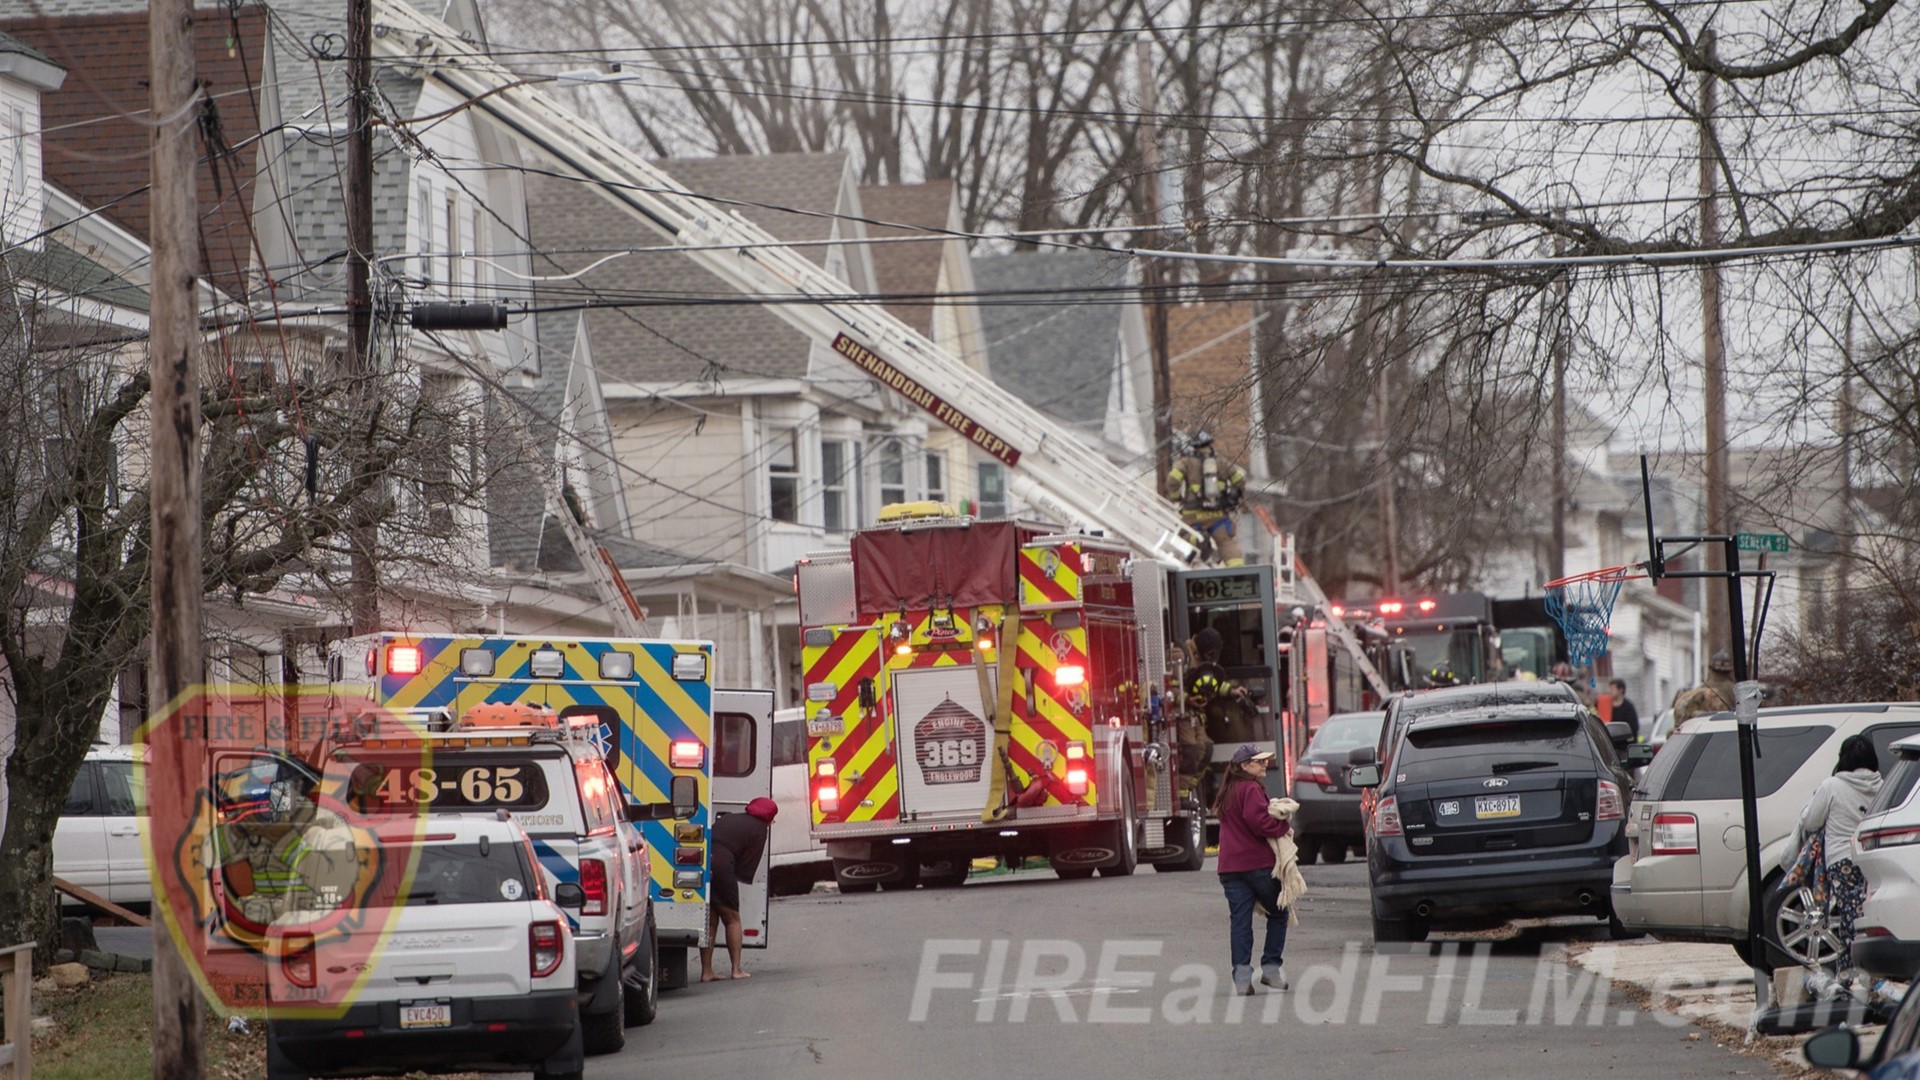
[1736,532,1788,554]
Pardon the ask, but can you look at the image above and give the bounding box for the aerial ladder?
[374,2,1385,699]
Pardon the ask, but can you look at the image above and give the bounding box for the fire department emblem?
[140,686,427,1017]
[913,697,989,785]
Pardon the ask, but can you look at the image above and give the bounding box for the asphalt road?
[600,860,1777,1080]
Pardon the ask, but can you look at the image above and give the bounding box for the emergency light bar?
[387,644,424,675]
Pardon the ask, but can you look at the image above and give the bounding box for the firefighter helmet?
[1191,430,1214,450]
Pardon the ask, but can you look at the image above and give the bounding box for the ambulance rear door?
[712,688,774,949]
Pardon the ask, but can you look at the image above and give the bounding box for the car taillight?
[1375,795,1401,836]
[1596,780,1624,822]
[1857,925,1892,939]
[1858,825,1920,852]
[1650,812,1698,855]
[579,858,609,917]
[281,932,315,989]
[1293,761,1332,787]
[530,921,564,979]
[815,781,840,814]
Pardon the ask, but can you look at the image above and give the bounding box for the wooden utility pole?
[1136,37,1174,490]
[148,0,207,1074]
[1699,29,1732,660]
[1550,259,1569,584]
[346,0,378,633]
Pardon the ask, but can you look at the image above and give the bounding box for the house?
[969,251,1155,486]
[0,0,552,688]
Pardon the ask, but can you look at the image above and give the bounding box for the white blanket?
[1256,797,1306,925]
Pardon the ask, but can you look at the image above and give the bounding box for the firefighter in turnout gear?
[1167,431,1248,566]
[1186,627,1257,747]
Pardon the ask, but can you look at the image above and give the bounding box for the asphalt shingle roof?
[0,26,52,63]
[523,151,848,386]
[970,251,1133,427]
[856,181,954,337]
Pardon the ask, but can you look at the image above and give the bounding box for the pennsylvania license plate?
[1475,794,1522,819]
[399,1002,452,1029]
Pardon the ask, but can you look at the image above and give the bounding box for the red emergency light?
[1378,600,1405,616]
[1055,665,1086,687]
[1417,598,1438,613]
[816,782,840,814]
[386,644,424,675]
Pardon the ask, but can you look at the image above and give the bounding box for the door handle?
[109,827,141,837]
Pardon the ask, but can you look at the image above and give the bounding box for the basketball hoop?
[1542,564,1646,668]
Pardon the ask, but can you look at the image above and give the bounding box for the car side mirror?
[554,882,586,910]
[1350,765,1381,788]
[1347,746,1377,767]
[671,775,699,820]
[1801,1026,1860,1070]
[1624,744,1654,767]
[1605,721,1633,746]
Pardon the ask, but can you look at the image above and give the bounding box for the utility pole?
[148,0,207,1074]
[1699,28,1732,658]
[1375,363,1401,595]
[1550,258,1569,584]
[1136,36,1174,490]
[346,0,378,633]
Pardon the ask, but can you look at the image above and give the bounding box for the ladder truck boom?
[373,2,1198,567]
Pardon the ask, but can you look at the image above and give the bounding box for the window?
[98,761,139,816]
[878,439,907,505]
[822,439,854,531]
[925,450,946,504]
[773,719,807,768]
[470,205,486,292]
[714,712,757,778]
[420,373,461,529]
[64,767,96,815]
[445,193,461,295]
[768,429,800,522]
[415,182,432,285]
[1670,725,1836,800]
[976,462,1008,519]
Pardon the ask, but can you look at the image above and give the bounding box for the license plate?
[399,1002,451,1029]
[1475,795,1522,819]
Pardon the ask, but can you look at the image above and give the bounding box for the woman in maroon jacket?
[1213,743,1292,995]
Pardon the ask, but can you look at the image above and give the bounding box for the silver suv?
[1611,703,1920,968]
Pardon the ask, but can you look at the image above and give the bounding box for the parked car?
[1291,710,1385,864]
[1853,733,1920,980]
[265,814,585,1080]
[769,708,833,895]
[1610,703,1920,969]
[1803,977,1920,1078]
[1352,701,1641,943]
[53,744,147,907]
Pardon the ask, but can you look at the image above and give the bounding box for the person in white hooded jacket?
[1786,734,1884,971]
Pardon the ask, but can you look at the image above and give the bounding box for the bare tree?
[0,268,518,962]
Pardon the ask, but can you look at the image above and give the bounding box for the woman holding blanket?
[1213,743,1291,995]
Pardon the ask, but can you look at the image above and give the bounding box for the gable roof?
[856,181,955,337]
[970,251,1134,428]
[0,5,269,297]
[523,151,849,386]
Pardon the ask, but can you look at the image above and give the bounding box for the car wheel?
[1153,814,1207,873]
[624,910,660,1027]
[1098,783,1139,877]
[1372,914,1428,945]
[838,879,878,893]
[920,859,970,888]
[1295,836,1321,865]
[581,970,626,1055]
[1054,865,1096,880]
[534,1019,586,1080]
[265,1030,306,1080]
[1606,905,1644,941]
[878,861,922,891]
[1765,875,1844,971]
[658,945,689,991]
[1320,841,1348,865]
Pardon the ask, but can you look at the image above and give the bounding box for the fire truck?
[1337,591,1501,687]
[374,4,1389,882]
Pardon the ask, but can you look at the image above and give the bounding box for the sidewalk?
[1568,939,1888,1076]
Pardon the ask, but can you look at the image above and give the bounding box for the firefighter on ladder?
[1167,431,1248,566]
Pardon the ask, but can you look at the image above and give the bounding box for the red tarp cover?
[853,521,1019,613]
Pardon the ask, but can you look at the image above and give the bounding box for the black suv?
[1353,702,1642,943]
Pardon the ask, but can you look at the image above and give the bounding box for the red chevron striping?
[803,628,863,686]
[825,644,880,714]
[1018,552,1075,604]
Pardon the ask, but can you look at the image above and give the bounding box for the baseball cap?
[1229,744,1276,766]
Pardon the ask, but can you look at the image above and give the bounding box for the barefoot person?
[702,796,777,981]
